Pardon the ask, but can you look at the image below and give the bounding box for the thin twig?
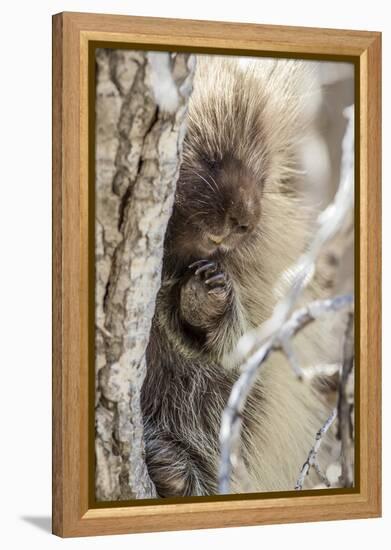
[338,312,355,487]
[295,408,337,491]
[314,462,331,488]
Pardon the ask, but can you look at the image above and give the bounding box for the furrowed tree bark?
[94,48,195,501]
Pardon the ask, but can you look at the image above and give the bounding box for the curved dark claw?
[195,262,216,276]
[187,259,227,295]
[205,273,225,286]
[188,259,210,270]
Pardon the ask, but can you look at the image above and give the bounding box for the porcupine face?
[164,56,316,268]
[168,153,262,262]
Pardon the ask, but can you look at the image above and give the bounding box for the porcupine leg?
[180,259,233,330]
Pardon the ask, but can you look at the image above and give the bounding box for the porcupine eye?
[229,216,250,234]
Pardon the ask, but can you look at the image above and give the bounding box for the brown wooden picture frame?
[52,11,381,538]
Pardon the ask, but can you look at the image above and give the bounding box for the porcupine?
[141,56,332,497]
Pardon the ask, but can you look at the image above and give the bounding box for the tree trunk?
[94,48,195,500]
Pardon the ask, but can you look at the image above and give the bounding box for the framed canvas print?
[52,12,381,537]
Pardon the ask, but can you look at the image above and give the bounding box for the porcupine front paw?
[180,259,230,329]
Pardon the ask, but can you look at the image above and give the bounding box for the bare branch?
[338,312,355,487]
[295,408,337,491]
[313,462,332,488]
[218,294,353,494]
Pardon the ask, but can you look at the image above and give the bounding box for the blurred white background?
[0,1,387,548]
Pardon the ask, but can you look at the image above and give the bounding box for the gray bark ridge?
[95,48,195,501]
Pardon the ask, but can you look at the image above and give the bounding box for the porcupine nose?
[208,216,250,245]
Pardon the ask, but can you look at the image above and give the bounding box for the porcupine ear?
[249,58,322,191]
